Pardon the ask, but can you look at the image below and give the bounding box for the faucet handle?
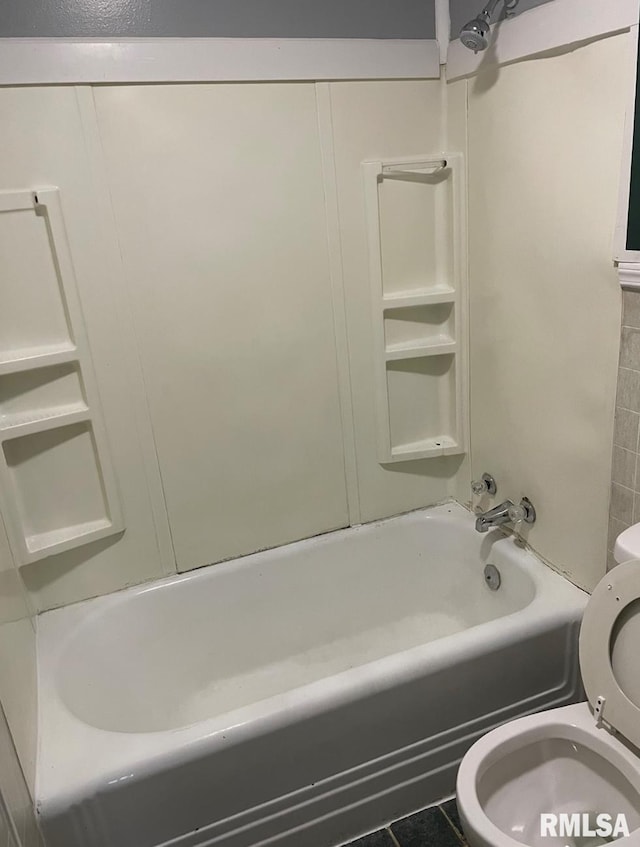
[508,503,526,522]
[508,497,536,525]
[471,473,497,496]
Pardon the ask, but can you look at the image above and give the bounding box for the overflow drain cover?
[484,564,501,591]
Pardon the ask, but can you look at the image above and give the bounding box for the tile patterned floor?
[344,798,466,847]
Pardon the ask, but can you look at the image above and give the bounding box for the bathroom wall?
[0,86,174,609]
[452,30,632,590]
[0,0,435,38]
[609,289,640,567]
[94,83,352,572]
[92,79,461,574]
[0,77,460,612]
[1,22,633,613]
[4,33,630,607]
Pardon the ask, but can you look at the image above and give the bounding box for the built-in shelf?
[381,287,456,311]
[0,188,123,565]
[0,404,90,440]
[385,339,457,362]
[0,343,78,377]
[26,518,116,558]
[363,154,468,464]
[391,435,461,460]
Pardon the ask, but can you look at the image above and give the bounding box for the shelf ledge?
[25,518,118,561]
[0,343,78,377]
[385,340,457,361]
[382,287,455,310]
[0,406,90,441]
[388,436,463,462]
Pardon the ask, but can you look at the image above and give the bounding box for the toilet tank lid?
[613,522,640,564]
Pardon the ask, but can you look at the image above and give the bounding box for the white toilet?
[457,524,640,847]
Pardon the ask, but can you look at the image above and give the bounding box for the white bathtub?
[36,503,587,847]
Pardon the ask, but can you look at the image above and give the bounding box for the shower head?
[459,0,519,53]
[459,14,491,53]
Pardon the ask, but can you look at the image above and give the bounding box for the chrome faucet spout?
[475,500,515,533]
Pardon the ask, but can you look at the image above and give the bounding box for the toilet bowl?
[457,535,640,847]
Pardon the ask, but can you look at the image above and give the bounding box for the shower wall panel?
[462,32,631,591]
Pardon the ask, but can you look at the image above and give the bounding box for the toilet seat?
[579,558,640,749]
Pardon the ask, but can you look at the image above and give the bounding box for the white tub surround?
[459,30,629,591]
[37,503,586,847]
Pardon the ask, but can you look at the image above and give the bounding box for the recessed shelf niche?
[0,188,123,565]
[0,363,88,433]
[363,154,468,463]
[3,423,113,559]
[0,201,72,360]
[386,355,458,460]
[384,303,455,361]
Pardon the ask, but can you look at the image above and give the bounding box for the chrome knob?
[508,503,526,523]
[471,473,497,496]
[508,497,536,525]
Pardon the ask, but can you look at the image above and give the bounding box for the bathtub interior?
[53,506,537,733]
[477,737,640,847]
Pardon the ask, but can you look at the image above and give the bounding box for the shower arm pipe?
[479,0,501,22]
[481,0,519,23]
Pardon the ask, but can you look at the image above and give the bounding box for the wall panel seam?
[315,81,362,525]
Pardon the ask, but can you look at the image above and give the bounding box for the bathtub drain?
[483,563,501,590]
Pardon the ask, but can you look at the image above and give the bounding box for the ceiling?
[0,0,556,40]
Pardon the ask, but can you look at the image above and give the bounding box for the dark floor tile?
[391,806,462,847]
[440,799,465,841]
[345,829,396,847]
